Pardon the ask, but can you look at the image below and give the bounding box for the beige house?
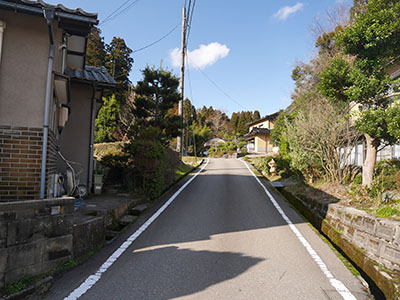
[244,112,279,154]
[0,0,115,201]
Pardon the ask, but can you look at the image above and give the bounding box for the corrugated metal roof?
[18,0,97,18]
[65,66,116,86]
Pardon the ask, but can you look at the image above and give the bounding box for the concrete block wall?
[326,205,400,272]
[0,197,74,288]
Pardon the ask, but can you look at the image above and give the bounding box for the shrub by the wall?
[129,139,166,200]
[165,148,180,187]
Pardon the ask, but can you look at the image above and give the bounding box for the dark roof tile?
[244,127,270,139]
[65,66,116,86]
[19,0,97,18]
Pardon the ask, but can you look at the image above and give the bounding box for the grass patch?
[182,156,202,167]
[176,163,193,179]
[0,275,43,296]
[375,206,400,219]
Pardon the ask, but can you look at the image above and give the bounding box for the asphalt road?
[46,158,369,300]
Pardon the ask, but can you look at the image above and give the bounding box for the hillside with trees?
[267,0,400,219]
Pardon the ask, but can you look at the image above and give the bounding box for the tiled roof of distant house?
[246,111,280,127]
[244,127,270,139]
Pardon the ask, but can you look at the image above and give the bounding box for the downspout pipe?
[87,85,97,192]
[40,8,55,199]
[0,20,5,65]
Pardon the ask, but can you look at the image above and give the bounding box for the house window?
[258,124,263,128]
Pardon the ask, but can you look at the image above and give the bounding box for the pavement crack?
[279,271,287,281]
[321,287,333,300]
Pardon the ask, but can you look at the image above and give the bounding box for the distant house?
[244,112,279,154]
[204,138,226,149]
[0,0,115,201]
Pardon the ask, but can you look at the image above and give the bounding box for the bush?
[353,173,362,186]
[396,171,400,191]
[164,148,180,186]
[215,152,223,158]
[99,153,131,186]
[251,155,291,178]
[372,159,400,193]
[128,139,166,200]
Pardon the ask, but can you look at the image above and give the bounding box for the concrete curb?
[2,276,53,300]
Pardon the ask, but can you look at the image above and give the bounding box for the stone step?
[271,182,284,189]
[131,204,148,216]
[119,215,138,226]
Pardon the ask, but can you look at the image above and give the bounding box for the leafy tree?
[190,122,213,155]
[132,66,182,145]
[94,95,119,143]
[271,110,292,161]
[318,55,353,104]
[387,103,400,140]
[88,32,134,142]
[320,0,400,186]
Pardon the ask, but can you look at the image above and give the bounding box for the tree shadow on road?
[82,246,264,300]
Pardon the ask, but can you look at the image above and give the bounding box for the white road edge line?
[64,158,210,300]
[241,159,357,300]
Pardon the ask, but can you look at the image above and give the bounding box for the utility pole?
[177,7,186,156]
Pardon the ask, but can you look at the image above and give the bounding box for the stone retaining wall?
[326,205,400,272]
[0,197,74,288]
[281,189,400,299]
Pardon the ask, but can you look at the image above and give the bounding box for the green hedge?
[129,139,166,200]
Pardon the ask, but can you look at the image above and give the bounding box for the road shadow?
[81,246,264,300]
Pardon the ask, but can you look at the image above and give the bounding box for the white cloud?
[170,42,230,69]
[273,2,304,21]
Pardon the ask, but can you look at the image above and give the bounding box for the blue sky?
[48,0,350,117]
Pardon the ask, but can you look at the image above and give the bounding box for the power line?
[133,22,180,53]
[100,0,141,25]
[185,0,196,46]
[197,68,248,110]
[185,53,195,105]
[100,0,131,24]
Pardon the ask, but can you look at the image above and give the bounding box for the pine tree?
[253,110,261,121]
[230,112,239,133]
[105,37,134,103]
[132,66,182,144]
[86,27,106,67]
